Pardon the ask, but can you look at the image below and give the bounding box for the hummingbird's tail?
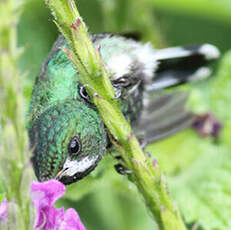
[146,44,220,90]
[134,43,220,144]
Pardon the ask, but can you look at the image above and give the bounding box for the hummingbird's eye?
[68,136,82,156]
[79,85,91,103]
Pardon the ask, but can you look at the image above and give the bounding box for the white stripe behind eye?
[61,156,98,177]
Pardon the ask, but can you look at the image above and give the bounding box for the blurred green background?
[17,0,231,229]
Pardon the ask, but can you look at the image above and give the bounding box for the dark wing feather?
[134,92,195,144]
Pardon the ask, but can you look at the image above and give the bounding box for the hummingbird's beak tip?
[55,168,68,180]
[55,169,64,180]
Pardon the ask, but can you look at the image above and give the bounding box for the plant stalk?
[45,0,186,229]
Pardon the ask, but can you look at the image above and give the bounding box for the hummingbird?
[28,33,220,185]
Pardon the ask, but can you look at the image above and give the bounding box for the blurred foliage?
[0,0,35,229]
[148,52,231,229]
[150,0,231,24]
[9,0,231,229]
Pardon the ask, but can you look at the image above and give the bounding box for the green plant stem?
[45,0,186,229]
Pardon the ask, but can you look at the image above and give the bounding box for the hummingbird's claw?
[114,163,133,175]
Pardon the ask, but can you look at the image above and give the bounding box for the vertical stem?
[45,0,186,229]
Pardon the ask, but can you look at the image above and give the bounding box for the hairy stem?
[45,0,186,229]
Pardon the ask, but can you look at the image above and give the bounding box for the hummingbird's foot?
[114,163,133,175]
[114,152,151,175]
[114,151,152,175]
[113,155,133,175]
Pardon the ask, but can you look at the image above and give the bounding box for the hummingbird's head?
[29,100,107,185]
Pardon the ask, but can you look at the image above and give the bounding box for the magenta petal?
[31,180,66,230]
[31,180,85,230]
[60,208,85,230]
[31,179,66,206]
[0,199,7,221]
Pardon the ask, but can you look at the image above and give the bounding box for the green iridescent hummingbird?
[28,34,219,185]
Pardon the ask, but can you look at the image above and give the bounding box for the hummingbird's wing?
[134,91,195,144]
[146,44,220,90]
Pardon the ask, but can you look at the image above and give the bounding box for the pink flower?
[31,179,85,230]
[0,199,7,221]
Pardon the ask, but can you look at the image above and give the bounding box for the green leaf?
[170,144,231,229]
[209,51,231,122]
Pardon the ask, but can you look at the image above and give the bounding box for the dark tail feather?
[146,44,220,90]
